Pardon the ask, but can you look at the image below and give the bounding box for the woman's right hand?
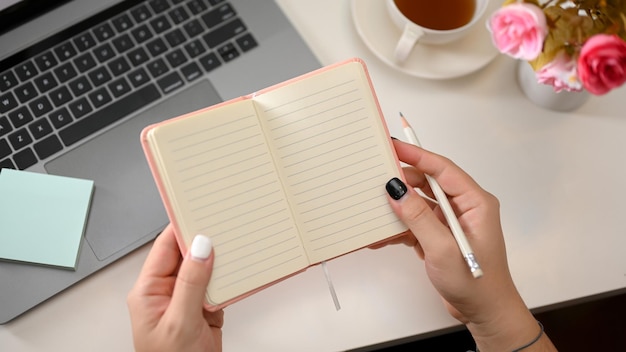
[386,139,555,351]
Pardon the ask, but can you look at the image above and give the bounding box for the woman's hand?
[127,224,223,352]
[386,139,555,352]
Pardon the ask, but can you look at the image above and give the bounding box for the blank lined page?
[147,100,309,305]
[253,61,406,263]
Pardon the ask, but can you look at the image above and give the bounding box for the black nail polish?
[386,177,407,200]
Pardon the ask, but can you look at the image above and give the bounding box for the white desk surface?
[2,1,626,351]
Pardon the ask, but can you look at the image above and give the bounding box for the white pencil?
[399,113,483,279]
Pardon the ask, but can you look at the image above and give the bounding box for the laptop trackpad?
[45,80,223,260]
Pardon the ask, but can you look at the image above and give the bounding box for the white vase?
[516,61,591,112]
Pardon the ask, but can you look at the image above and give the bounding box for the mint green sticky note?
[0,169,94,270]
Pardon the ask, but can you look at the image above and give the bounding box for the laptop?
[0,0,320,324]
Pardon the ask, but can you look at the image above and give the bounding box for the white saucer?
[351,0,500,79]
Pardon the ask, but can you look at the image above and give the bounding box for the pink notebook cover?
[140,58,405,311]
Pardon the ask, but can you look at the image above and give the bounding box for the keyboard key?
[131,24,153,44]
[74,52,97,73]
[202,4,236,29]
[108,77,132,97]
[128,47,150,66]
[15,61,38,81]
[112,13,134,32]
[89,67,112,87]
[112,33,134,53]
[88,87,113,108]
[49,86,73,107]
[217,42,239,62]
[165,49,187,68]
[54,62,78,82]
[183,19,205,38]
[203,18,246,48]
[198,52,221,72]
[74,32,97,51]
[34,135,63,160]
[0,139,10,159]
[236,33,258,52]
[165,28,186,47]
[68,97,93,119]
[59,84,161,146]
[169,6,189,24]
[208,0,226,5]
[180,62,202,81]
[187,0,207,15]
[93,43,116,63]
[8,128,32,150]
[0,70,19,91]
[146,58,169,78]
[150,15,172,34]
[108,56,131,76]
[131,4,153,23]
[28,96,53,117]
[0,158,16,169]
[0,116,12,136]
[128,67,150,87]
[33,72,59,93]
[0,91,19,113]
[157,71,184,94]
[88,66,113,87]
[49,107,73,129]
[69,76,93,96]
[146,37,168,57]
[34,52,59,72]
[55,42,78,61]
[8,106,33,128]
[14,82,37,103]
[149,0,171,14]
[93,22,115,42]
[13,147,37,169]
[184,39,206,58]
[28,118,53,139]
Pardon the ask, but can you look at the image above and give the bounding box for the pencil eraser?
[472,268,484,279]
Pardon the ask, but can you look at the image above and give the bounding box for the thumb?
[170,234,214,317]
[385,177,454,255]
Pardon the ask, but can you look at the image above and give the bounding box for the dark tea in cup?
[393,0,476,31]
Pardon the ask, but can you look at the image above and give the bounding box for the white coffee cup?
[386,0,490,64]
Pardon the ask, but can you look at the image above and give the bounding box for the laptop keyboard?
[0,0,257,170]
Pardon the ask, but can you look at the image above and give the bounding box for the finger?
[138,224,182,279]
[169,234,214,318]
[393,139,481,197]
[402,166,439,210]
[401,166,428,191]
[385,177,458,258]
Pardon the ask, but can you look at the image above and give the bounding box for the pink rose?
[577,34,626,95]
[487,3,548,60]
[536,52,582,93]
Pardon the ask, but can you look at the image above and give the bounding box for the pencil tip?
[399,113,409,128]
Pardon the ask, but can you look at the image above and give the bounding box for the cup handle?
[394,24,424,63]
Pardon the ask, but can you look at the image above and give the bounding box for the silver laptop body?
[0,0,320,324]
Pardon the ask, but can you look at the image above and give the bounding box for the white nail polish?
[190,234,212,261]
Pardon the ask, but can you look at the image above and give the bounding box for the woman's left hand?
[127,224,223,352]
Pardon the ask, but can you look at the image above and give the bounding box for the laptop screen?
[0,0,70,34]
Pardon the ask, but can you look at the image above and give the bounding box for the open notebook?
[141,58,407,310]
